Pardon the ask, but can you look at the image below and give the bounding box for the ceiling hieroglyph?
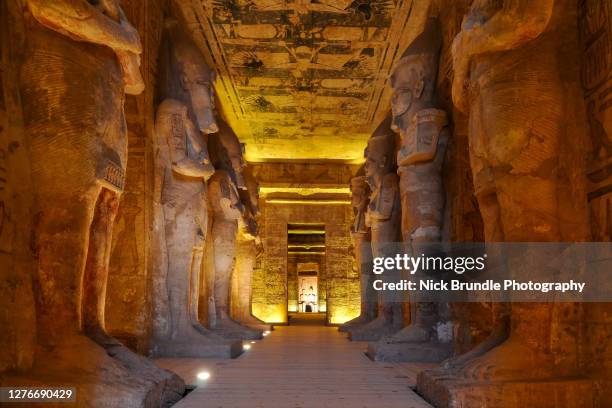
[177,0,432,162]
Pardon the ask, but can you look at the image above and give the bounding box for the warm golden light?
[197,371,211,381]
[260,187,351,196]
[252,304,287,324]
[328,306,360,325]
[266,199,351,205]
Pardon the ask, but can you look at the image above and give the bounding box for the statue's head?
[210,118,247,189]
[209,170,244,218]
[164,19,218,134]
[350,174,369,213]
[243,167,260,217]
[364,115,396,189]
[390,17,441,137]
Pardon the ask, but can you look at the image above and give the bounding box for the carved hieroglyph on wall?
[580,0,612,241]
[177,0,432,161]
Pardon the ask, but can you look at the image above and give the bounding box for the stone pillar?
[368,17,453,362]
[149,18,240,359]
[232,167,272,331]
[208,122,263,340]
[418,2,595,406]
[5,1,184,406]
[339,174,378,332]
[349,116,404,341]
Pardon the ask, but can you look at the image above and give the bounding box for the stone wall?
[578,0,612,383]
[0,1,36,372]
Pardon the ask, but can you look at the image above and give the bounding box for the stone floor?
[156,321,434,407]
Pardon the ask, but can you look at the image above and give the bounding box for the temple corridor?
[1,0,611,407]
[157,324,434,408]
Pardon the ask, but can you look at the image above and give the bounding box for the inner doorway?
[298,272,318,313]
[287,223,326,324]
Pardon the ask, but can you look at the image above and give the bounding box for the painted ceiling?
[178,0,431,162]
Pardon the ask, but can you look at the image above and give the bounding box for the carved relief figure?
[208,120,262,340]
[368,17,452,363]
[16,0,184,405]
[151,18,241,358]
[349,117,403,341]
[339,172,377,333]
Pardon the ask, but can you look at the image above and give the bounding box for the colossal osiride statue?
[368,17,452,363]
[150,18,241,359]
[208,121,263,340]
[339,171,377,333]
[349,116,404,342]
[12,1,183,406]
[232,168,272,331]
[418,1,593,407]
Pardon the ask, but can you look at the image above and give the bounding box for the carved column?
[232,167,272,330]
[150,17,240,359]
[208,120,263,340]
[368,17,452,363]
[418,2,594,407]
[339,174,378,332]
[349,116,404,341]
[9,1,184,406]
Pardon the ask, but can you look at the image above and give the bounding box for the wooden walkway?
[156,323,433,408]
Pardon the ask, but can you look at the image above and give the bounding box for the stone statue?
[419,1,591,405]
[15,0,183,405]
[150,18,240,359]
[232,168,272,331]
[368,17,452,362]
[339,172,377,333]
[349,117,404,341]
[208,121,262,340]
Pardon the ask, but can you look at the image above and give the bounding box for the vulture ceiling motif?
[178,0,431,162]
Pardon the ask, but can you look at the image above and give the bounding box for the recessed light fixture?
[243,344,252,350]
[197,371,211,381]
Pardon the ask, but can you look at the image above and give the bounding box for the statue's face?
[350,178,368,209]
[247,184,260,216]
[225,142,246,189]
[351,187,365,209]
[243,210,258,237]
[364,146,386,189]
[228,178,244,211]
[180,66,218,134]
[390,62,422,136]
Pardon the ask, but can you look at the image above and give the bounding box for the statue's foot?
[348,316,399,341]
[85,327,185,405]
[384,324,430,343]
[338,314,374,332]
[238,314,273,331]
[152,326,242,358]
[457,337,558,381]
[440,322,509,371]
[211,316,263,340]
[192,321,216,336]
[368,324,452,362]
[1,334,183,408]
